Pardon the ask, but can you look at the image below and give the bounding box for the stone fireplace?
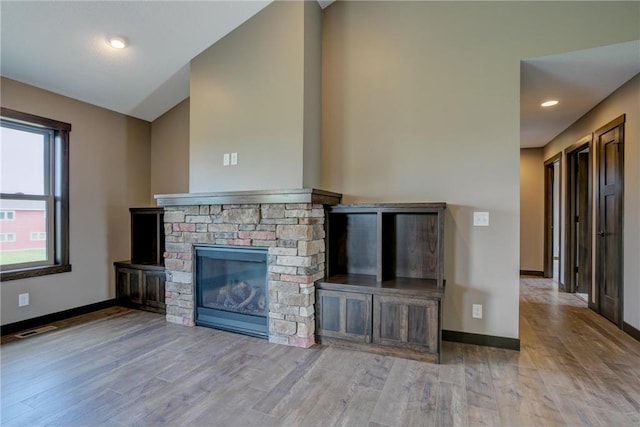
[156,188,341,348]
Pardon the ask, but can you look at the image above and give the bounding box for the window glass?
[0,126,47,195]
[0,200,48,266]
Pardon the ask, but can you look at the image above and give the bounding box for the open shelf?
[328,212,378,277]
[326,203,445,287]
[130,207,165,266]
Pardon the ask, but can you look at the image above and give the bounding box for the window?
[30,232,47,241]
[1,108,71,280]
[0,233,16,242]
[0,211,15,220]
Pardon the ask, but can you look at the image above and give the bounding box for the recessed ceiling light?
[541,100,559,108]
[108,37,128,49]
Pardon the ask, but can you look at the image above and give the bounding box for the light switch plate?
[231,152,238,165]
[223,153,230,166]
[473,211,489,226]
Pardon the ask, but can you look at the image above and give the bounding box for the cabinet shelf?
[319,274,444,298]
[317,203,446,363]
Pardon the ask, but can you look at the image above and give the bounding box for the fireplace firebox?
[195,245,268,338]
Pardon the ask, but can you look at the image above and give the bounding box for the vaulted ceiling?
[1,1,638,148]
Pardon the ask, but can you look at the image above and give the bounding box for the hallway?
[518,276,640,425]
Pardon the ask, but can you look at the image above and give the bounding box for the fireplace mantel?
[155,188,342,207]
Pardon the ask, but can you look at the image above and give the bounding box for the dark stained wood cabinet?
[317,289,372,343]
[316,203,446,363]
[115,208,166,314]
[115,262,166,314]
[373,295,438,354]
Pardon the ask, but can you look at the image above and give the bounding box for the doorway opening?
[544,153,562,286]
[565,135,593,308]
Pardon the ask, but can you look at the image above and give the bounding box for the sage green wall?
[520,148,545,273]
[190,1,320,192]
[150,98,190,202]
[543,73,640,330]
[1,77,151,325]
[322,1,639,338]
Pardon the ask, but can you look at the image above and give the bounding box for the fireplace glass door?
[195,246,268,338]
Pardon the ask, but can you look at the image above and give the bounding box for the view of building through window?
[0,125,50,267]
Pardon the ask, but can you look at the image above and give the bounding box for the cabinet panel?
[143,270,166,310]
[394,214,439,279]
[317,289,372,343]
[117,267,143,305]
[373,295,438,354]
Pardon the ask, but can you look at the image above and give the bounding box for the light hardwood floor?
[2,277,640,427]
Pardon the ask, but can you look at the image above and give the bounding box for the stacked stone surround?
[162,203,326,348]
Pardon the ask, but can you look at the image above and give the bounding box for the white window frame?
[0,211,15,220]
[0,233,16,242]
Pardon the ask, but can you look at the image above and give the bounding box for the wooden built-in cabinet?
[316,203,445,363]
[115,262,166,314]
[115,208,166,314]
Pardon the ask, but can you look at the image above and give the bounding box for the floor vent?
[14,325,58,339]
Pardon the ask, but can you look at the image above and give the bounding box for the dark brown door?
[544,154,561,279]
[596,116,624,327]
[576,150,591,295]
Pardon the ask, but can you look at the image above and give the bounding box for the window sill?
[0,264,72,282]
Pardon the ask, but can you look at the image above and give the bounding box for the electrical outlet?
[231,152,238,165]
[223,153,230,166]
[472,303,483,319]
[473,211,489,227]
[19,293,29,307]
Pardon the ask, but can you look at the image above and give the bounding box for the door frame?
[595,114,625,328]
[564,135,593,304]
[544,153,562,281]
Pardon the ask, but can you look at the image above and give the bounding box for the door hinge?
[574,266,579,273]
[575,215,579,223]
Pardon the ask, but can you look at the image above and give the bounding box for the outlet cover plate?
[472,304,483,319]
[18,293,29,307]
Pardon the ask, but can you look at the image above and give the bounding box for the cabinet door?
[116,268,129,300]
[116,267,143,305]
[143,270,166,310]
[317,289,372,343]
[372,295,439,354]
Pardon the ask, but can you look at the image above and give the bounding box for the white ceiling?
[521,40,640,148]
[1,1,638,145]
[1,1,274,122]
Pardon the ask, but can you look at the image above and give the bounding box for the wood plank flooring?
[2,277,640,426]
